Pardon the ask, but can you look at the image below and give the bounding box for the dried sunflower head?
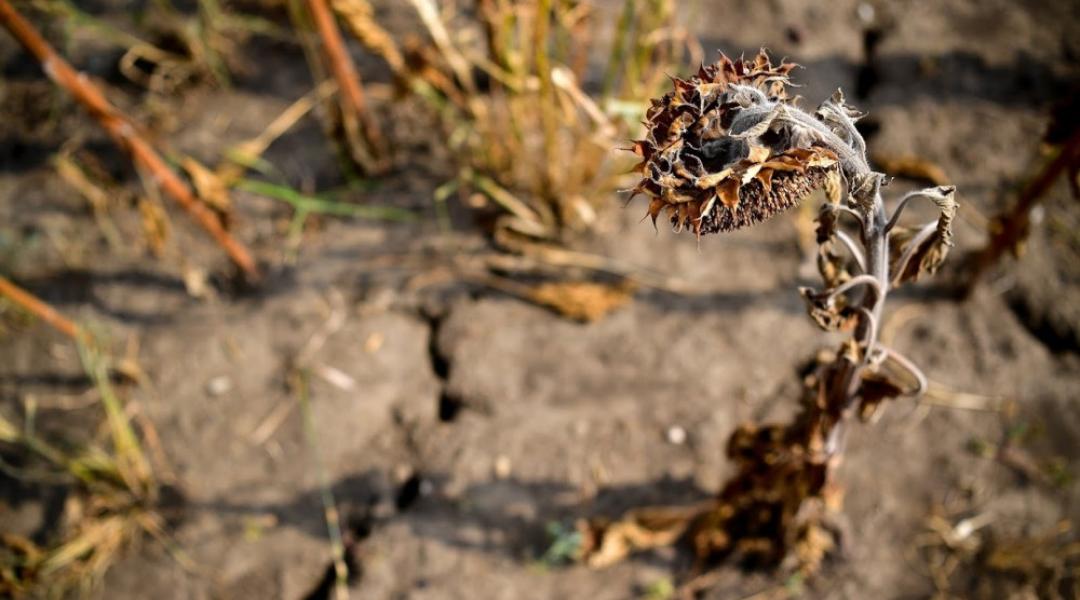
[629,50,840,236]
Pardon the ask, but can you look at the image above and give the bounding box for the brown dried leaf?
[794,522,836,575]
[577,506,702,569]
[138,197,170,257]
[823,167,844,205]
[817,240,851,289]
[815,206,839,244]
[747,144,771,163]
[716,177,741,209]
[890,185,957,285]
[799,286,857,332]
[849,172,884,211]
[528,281,635,322]
[858,372,905,421]
[182,157,231,214]
[875,154,950,186]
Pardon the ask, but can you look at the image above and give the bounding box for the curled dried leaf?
[875,154,950,186]
[848,171,884,212]
[815,179,844,244]
[890,185,957,285]
[815,88,866,153]
[857,372,905,421]
[527,280,635,322]
[692,412,832,568]
[813,180,856,288]
[576,506,703,569]
[817,240,852,289]
[799,286,858,332]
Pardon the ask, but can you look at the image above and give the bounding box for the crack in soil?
[423,311,464,422]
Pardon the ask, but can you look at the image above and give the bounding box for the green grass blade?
[237,180,415,222]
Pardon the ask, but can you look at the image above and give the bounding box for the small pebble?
[857,2,876,25]
[573,420,590,438]
[206,375,232,397]
[1031,205,1045,225]
[666,425,687,445]
[494,455,512,479]
[393,463,412,483]
[364,331,385,353]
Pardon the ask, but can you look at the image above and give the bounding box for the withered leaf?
[799,286,858,332]
[874,154,950,186]
[816,240,851,289]
[815,88,865,140]
[815,201,841,245]
[527,281,635,322]
[857,372,906,422]
[577,505,704,569]
[890,185,957,285]
[848,172,884,211]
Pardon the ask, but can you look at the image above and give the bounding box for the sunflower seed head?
[629,50,841,237]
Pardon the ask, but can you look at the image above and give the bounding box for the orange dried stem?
[964,128,1080,294]
[0,0,260,281]
[0,275,84,342]
[307,0,385,156]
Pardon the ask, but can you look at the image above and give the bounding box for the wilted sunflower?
[629,50,844,236]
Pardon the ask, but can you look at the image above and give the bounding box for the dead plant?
[576,50,958,579]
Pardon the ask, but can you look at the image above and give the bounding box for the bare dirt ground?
[1,1,1079,598]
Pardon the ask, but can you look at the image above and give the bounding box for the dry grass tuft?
[0,341,179,597]
[338,0,700,242]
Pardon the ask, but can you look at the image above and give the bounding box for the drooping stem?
[834,230,867,272]
[824,183,891,456]
[863,189,891,344]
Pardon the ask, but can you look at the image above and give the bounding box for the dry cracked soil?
[1,0,1079,598]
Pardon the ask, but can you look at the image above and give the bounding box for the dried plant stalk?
[307,0,386,171]
[331,0,405,74]
[0,275,84,341]
[581,50,957,574]
[963,128,1080,294]
[0,0,260,280]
